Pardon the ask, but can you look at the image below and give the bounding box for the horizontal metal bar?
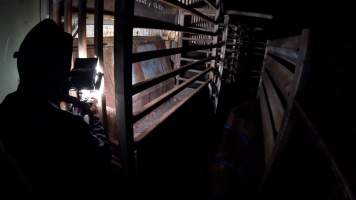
[182,37,212,41]
[132,43,221,63]
[160,0,218,24]
[134,79,211,142]
[186,10,217,17]
[196,49,211,53]
[186,26,217,34]
[133,16,217,36]
[132,67,212,122]
[186,69,203,73]
[226,10,273,19]
[180,57,200,62]
[132,57,215,94]
[177,77,205,84]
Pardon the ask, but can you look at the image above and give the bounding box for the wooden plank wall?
[258,29,354,199]
[258,30,309,165]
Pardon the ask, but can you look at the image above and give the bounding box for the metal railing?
[52,0,226,177]
[113,0,223,175]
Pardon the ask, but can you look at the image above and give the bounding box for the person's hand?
[87,97,100,119]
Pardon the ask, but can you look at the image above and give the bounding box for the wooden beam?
[114,0,135,177]
[180,57,200,62]
[268,46,298,66]
[52,0,62,25]
[78,0,87,58]
[134,80,211,142]
[226,10,273,19]
[285,30,310,107]
[94,0,108,133]
[94,0,103,65]
[268,35,300,51]
[132,67,212,123]
[268,52,296,72]
[132,57,215,95]
[262,72,285,133]
[259,87,275,163]
[264,55,293,100]
[261,30,311,187]
[132,43,221,63]
[64,0,72,33]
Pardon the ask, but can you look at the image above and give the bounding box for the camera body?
[67,58,103,116]
[69,58,99,91]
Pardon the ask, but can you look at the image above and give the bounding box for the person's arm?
[87,98,108,147]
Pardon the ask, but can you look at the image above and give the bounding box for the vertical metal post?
[94,0,108,132]
[64,0,72,34]
[78,0,87,58]
[216,15,228,92]
[114,0,135,177]
[210,8,219,112]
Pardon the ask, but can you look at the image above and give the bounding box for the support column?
[64,0,72,34]
[94,0,108,132]
[78,0,87,58]
[114,0,136,177]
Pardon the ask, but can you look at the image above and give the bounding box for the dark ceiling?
[223,0,278,15]
[223,0,335,38]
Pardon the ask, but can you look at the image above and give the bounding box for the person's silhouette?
[0,19,111,195]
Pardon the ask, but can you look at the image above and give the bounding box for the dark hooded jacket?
[0,19,111,196]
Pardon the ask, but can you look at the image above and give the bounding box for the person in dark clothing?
[0,19,111,196]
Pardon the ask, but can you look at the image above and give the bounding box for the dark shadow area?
[0,19,112,196]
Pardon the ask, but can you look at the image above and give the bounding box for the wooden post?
[78,0,87,58]
[94,0,108,132]
[256,40,270,99]
[260,30,311,186]
[52,0,62,25]
[94,0,103,61]
[64,0,72,34]
[114,0,135,177]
